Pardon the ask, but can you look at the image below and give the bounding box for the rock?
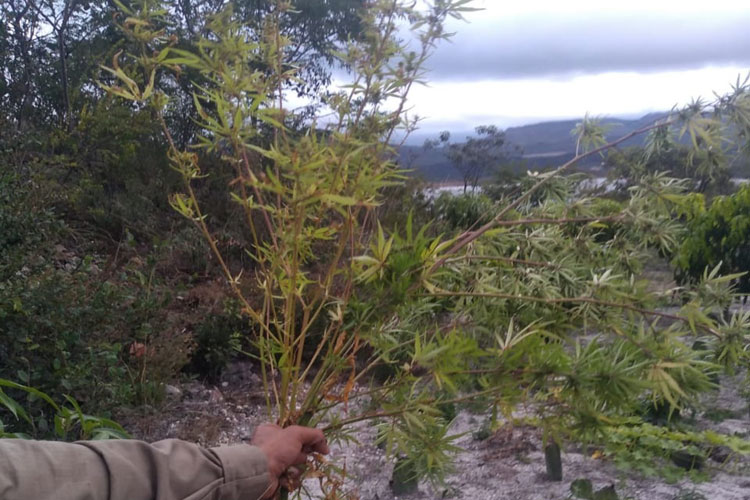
[208,387,224,403]
[183,382,204,399]
[670,450,704,471]
[708,445,732,463]
[221,360,259,386]
[164,384,182,399]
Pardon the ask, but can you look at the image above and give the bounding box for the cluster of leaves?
[0,0,361,433]
[674,183,750,294]
[604,144,731,196]
[598,422,750,482]
[431,191,496,230]
[569,478,620,500]
[0,378,127,440]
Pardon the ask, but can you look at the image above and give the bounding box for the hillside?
[402,112,668,182]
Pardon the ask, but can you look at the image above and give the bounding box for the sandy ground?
[121,360,750,500]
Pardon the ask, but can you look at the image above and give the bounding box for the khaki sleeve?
[0,438,272,500]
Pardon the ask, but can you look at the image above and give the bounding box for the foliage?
[432,192,496,230]
[187,311,245,381]
[674,183,750,294]
[604,144,731,196]
[0,172,189,421]
[104,0,480,495]
[0,378,128,441]
[569,479,620,500]
[597,423,750,482]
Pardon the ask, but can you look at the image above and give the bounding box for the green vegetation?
[3,0,750,498]
[675,184,750,294]
[0,378,128,440]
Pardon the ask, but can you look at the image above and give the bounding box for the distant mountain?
[400,112,668,182]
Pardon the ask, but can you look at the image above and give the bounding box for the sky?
[399,0,750,141]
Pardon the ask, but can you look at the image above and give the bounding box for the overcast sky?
[400,0,750,140]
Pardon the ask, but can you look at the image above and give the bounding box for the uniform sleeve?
[0,438,272,500]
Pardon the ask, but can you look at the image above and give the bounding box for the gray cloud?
[424,12,750,80]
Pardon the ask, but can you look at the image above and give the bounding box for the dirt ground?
[121,359,750,500]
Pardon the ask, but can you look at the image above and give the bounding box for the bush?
[432,192,496,230]
[0,378,128,440]
[674,183,750,293]
[187,311,245,381]
[0,173,188,419]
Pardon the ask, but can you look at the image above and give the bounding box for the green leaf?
[570,478,594,499]
[321,194,358,206]
[0,390,30,424]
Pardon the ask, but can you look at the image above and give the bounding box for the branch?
[322,386,503,432]
[427,118,677,274]
[490,215,623,227]
[422,290,721,338]
[447,255,555,268]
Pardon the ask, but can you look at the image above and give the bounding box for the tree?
[425,125,516,192]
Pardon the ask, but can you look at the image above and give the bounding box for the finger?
[292,451,308,466]
[311,438,330,455]
[257,423,282,432]
[286,466,302,480]
[280,476,301,492]
[288,426,330,454]
[302,441,330,455]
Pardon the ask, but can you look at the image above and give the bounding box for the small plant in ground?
[569,479,620,500]
[595,423,750,483]
[0,378,128,441]
[187,310,244,381]
[674,183,750,295]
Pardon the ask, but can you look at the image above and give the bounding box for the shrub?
[0,378,128,440]
[187,311,244,381]
[674,183,750,294]
[432,192,496,230]
[0,172,187,418]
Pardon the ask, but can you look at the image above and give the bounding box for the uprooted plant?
[103,0,750,496]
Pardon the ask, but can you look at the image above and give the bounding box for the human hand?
[250,423,329,497]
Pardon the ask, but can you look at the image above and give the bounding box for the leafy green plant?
[188,311,244,381]
[596,423,750,482]
[432,192,496,230]
[570,479,620,500]
[0,172,190,414]
[674,183,750,294]
[103,0,479,494]
[0,378,128,441]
